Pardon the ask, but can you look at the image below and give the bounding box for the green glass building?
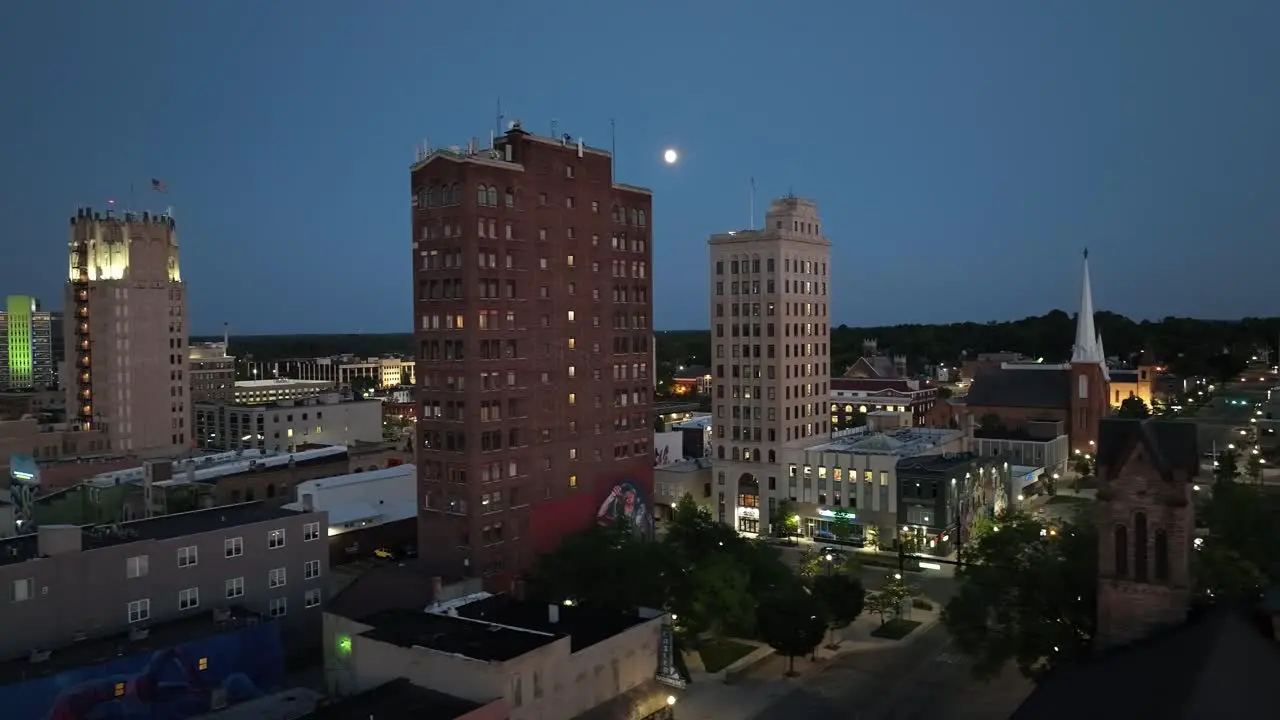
[0,295,56,390]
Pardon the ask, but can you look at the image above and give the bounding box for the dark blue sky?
[3,2,1279,334]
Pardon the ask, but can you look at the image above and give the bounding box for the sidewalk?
[673,607,941,720]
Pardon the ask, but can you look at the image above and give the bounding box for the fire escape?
[71,233,93,430]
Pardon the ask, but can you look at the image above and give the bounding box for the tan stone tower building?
[65,207,190,457]
[708,196,831,533]
[1094,418,1198,647]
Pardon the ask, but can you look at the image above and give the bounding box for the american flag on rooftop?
[151,178,168,194]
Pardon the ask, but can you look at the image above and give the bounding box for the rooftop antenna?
[610,118,617,182]
[551,119,558,141]
[749,177,756,230]
[223,322,229,352]
[496,99,504,137]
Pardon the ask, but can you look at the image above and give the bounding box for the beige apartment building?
[65,207,190,458]
[189,340,235,403]
[708,196,831,534]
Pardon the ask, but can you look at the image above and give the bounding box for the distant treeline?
[198,311,1280,383]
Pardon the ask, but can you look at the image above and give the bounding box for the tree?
[1116,396,1150,419]
[653,416,666,432]
[937,386,954,399]
[1214,449,1240,485]
[350,376,378,396]
[1071,454,1094,482]
[757,585,827,676]
[772,498,799,537]
[671,553,756,639]
[942,512,1097,682]
[529,521,675,615]
[830,509,856,542]
[795,548,824,579]
[878,575,913,619]
[1198,479,1280,600]
[400,368,412,386]
[812,574,865,646]
[864,592,892,625]
[1245,453,1264,484]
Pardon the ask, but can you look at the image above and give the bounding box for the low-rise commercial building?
[970,418,1070,478]
[324,591,674,720]
[0,501,330,663]
[653,458,713,522]
[284,463,417,566]
[245,356,415,391]
[897,452,1010,557]
[194,393,381,454]
[829,377,940,429]
[233,378,337,404]
[776,421,966,545]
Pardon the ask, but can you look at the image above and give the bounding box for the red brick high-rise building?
[411,123,654,585]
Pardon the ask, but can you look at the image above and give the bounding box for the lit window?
[567,254,575,267]
[198,657,208,671]
[569,475,578,488]
[568,366,576,378]
[567,311,576,323]
[568,393,576,406]
[568,338,576,349]
[114,682,126,697]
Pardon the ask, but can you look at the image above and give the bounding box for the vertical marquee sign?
[654,622,687,689]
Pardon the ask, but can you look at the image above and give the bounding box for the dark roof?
[1096,418,1200,482]
[0,501,320,567]
[453,594,651,653]
[326,564,442,621]
[1010,609,1280,719]
[0,606,265,682]
[1109,369,1139,381]
[964,367,1070,410]
[299,678,485,720]
[843,355,898,378]
[896,452,999,478]
[359,608,561,662]
[831,378,924,394]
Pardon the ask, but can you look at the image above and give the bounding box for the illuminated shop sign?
[817,508,856,520]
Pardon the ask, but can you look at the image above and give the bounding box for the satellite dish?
[507,121,516,130]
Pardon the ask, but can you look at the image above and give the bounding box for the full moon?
[663,148,679,165]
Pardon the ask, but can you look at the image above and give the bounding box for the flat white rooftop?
[235,378,335,388]
[806,427,960,456]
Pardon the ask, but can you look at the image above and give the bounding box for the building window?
[1134,512,1148,582]
[1113,525,1128,578]
[269,598,287,618]
[177,546,198,567]
[1154,528,1170,581]
[269,567,287,588]
[11,578,33,602]
[305,588,322,608]
[303,522,320,542]
[126,555,149,578]
[198,657,208,671]
[226,576,245,599]
[268,529,286,549]
[225,536,244,558]
[304,559,321,580]
[128,599,151,624]
[178,587,199,611]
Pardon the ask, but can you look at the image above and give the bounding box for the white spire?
[1071,249,1104,364]
[1096,331,1106,362]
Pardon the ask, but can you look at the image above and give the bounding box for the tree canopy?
[942,511,1098,682]
[757,585,827,676]
[1115,396,1150,419]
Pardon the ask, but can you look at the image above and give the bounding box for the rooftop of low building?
[297,678,487,720]
[807,426,961,456]
[0,501,318,567]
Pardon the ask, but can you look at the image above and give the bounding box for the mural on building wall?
[653,431,681,467]
[596,481,654,537]
[1,621,283,720]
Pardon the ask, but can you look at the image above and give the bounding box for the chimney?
[548,604,560,624]
[37,525,82,557]
[431,576,443,600]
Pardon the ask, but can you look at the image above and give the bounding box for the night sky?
[3,1,1278,334]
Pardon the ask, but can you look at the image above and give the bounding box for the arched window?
[505,188,515,207]
[486,186,498,206]
[450,184,460,204]
[424,187,435,207]
[629,208,639,225]
[1134,512,1149,582]
[637,210,646,227]
[1114,525,1128,577]
[440,185,450,205]
[1155,528,1170,581]
[477,185,488,205]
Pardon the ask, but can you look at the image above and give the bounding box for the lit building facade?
[65,207,189,457]
[708,196,831,535]
[189,340,236,403]
[411,124,654,585]
[0,296,56,390]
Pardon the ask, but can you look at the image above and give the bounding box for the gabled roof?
[1010,608,1280,719]
[843,355,898,379]
[831,378,919,393]
[1095,418,1200,483]
[963,367,1070,410]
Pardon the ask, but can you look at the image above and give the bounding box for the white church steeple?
[1071,249,1106,366]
